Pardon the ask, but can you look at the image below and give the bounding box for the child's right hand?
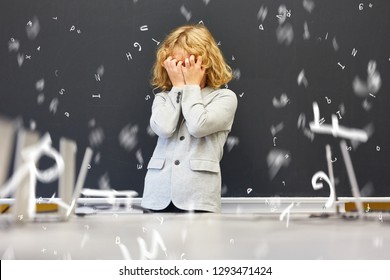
[163,56,185,88]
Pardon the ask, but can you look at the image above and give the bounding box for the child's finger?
[170,59,178,68]
[185,57,190,68]
[162,56,170,67]
[196,56,202,67]
[164,56,175,68]
[189,55,196,66]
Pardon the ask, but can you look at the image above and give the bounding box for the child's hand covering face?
[181,55,206,87]
[163,47,206,88]
[163,56,185,88]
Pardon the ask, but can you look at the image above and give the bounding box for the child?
[141,24,238,213]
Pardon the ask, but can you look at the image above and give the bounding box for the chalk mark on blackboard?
[271,122,284,136]
[36,79,45,92]
[338,62,345,70]
[134,42,142,51]
[353,60,381,98]
[267,149,291,180]
[303,21,310,40]
[17,53,24,67]
[333,37,339,51]
[180,5,192,22]
[276,24,294,46]
[232,68,241,80]
[26,16,40,40]
[226,136,239,152]
[257,5,268,21]
[311,171,335,209]
[119,123,139,152]
[309,102,368,142]
[297,69,308,87]
[136,149,144,168]
[8,38,20,52]
[49,98,59,114]
[89,127,104,147]
[95,65,104,81]
[272,93,289,108]
[303,0,315,13]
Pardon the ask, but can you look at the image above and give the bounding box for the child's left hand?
[181,55,206,87]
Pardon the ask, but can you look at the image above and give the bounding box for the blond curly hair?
[151,24,232,91]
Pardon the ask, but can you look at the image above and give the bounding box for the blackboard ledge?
[3,197,390,214]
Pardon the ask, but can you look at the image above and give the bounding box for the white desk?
[1,213,389,260]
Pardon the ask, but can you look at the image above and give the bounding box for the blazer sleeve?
[181,85,238,138]
[150,87,182,138]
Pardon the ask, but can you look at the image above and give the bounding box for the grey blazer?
[141,85,238,213]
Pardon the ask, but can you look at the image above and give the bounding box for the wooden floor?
[1,212,389,260]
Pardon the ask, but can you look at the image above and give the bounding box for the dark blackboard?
[1,0,389,199]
